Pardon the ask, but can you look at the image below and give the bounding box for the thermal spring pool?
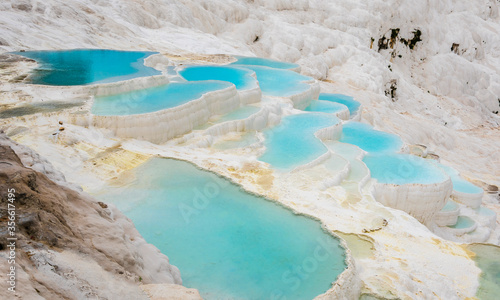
[91,81,232,116]
[232,65,313,97]
[179,65,258,90]
[305,100,349,115]
[259,113,340,171]
[467,244,500,300]
[448,216,476,229]
[436,164,483,194]
[318,94,361,115]
[339,122,403,154]
[12,49,161,86]
[97,158,347,300]
[363,153,449,185]
[231,56,299,70]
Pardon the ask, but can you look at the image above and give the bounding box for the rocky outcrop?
[0,135,182,299]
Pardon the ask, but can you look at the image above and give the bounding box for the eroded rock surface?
[0,134,182,299]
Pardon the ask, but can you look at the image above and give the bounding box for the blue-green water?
[448,216,475,229]
[318,94,361,115]
[339,122,403,153]
[12,49,160,86]
[476,206,496,217]
[179,65,257,90]
[468,244,500,300]
[363,153,449,185]
[260,113,340,170]
[232,65,312,97]
[305,100,349,115]
[92,81,232,116]
[97,158,347,300]
[231,56,299,70]
[435,164,483,194]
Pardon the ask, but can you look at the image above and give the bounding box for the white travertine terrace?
[205,107,271,136]
[333,106,350,121]
[86,75,170,97]
[447,217,479,236]
[143,53,171,72]
[188,106,276,148]
[317,155,351,191]
[238,84,262,105]
[451,189,484,208]
[435,204,460,227]
[90,85,241,144]
[369,178,453,225]
[288,79,320,109]
[1,0,499,298]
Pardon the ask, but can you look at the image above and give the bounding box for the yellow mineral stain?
[92,148,151,184]
[334,231,375,259]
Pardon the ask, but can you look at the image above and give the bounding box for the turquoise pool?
[92,81,232,116]
[179,65,257,90]
[448,216,475,229]
[435,164,483,194]
[259,113,340,170]
[305,100,349,115]
[231,56,299,70]
[12,49,161,86]
[319,94,361,115]
[232,65,312,97]
[339,122,403,153]
[97,158,347,300]
[363,153,449,185]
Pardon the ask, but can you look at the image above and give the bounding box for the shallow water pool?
[179,65,257,90]
[231,56,299,70]
[448,216,476,229]
[467,244,500,300]
[232,65,312,97]
[339,122,403,153]
[435,164,483,194]
[92,81,232,116]
[319,93,361,115]
[305,100,349,115]
[12,49,161,86]
[363,153,449,185]
[97,158,347,300]
[259,113,340,170]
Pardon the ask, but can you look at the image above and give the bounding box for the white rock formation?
[90,84,241,144]
[1,0,499,299]
[369,178,453,225]
[451,189,484,208]
[435,202,461,227]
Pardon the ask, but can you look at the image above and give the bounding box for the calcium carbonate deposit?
[1,1,499,299]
